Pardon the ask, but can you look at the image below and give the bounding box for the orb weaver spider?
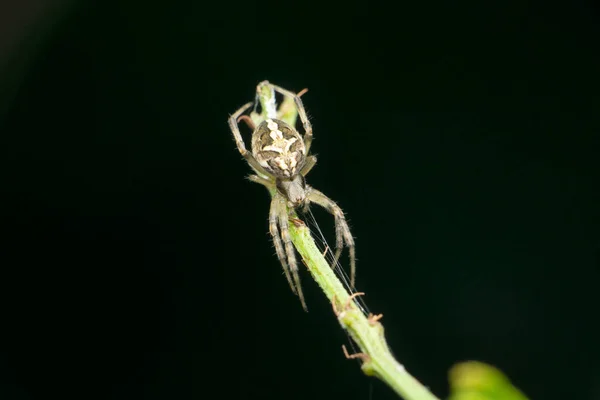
[228,81,355,310]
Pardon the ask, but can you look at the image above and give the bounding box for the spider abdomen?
[251,118,306,178]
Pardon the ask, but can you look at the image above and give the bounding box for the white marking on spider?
[263,145,283,153]
[275,157,288,170]
[266,119,279,131]
[289,153,297,169]
[269,130,283,140]
[262,122,298,155]
[284,138,297,152]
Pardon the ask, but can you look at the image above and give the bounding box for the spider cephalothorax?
[228,81,355,310]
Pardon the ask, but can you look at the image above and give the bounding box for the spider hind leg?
[306,188,356,287]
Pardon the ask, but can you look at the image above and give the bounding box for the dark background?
[0,0,599,399]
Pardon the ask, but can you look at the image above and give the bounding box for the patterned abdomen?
[251,118,306,178]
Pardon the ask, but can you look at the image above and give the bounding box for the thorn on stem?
[368,313,383,325]
[345,292,365,309]
[332,292,365,317]
[342,345,370,363]
[331,294,340,315]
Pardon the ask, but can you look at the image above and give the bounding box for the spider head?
[276,174,308,208]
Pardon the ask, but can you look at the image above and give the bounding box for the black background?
[0,1,599,399]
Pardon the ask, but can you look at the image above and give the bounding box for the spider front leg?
[247,174,273,187]
[267,194,307,311]
[269,195,296,296]
[306,188,356,287]
[250,176,308,310]
[248,175,296,294]
[228,102,271,179]
[299,156,317,177]
[276,195,307,311]
[263,82,314,154]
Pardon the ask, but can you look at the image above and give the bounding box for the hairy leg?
[228,102,271,178]
[276,196,307,310]
[306,188,356,287]
[269,195,295,294]
[265,82,314,154]
[299,156,317,177]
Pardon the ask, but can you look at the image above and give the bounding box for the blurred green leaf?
[448,361,529,400]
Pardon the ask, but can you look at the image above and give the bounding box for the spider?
[228,81,355,310]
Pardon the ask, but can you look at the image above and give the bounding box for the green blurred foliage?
[449,362,529,400]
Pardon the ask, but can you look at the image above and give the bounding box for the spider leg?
[228,102,271,179]
[299,155,317,177]
[306,188,356,287]
[254,178,307,309]
[269,195,296,295]
[247,174,273,187]
[276,196,307,311]
[266,82,313,154]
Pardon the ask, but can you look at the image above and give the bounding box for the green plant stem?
[289,218,439,400]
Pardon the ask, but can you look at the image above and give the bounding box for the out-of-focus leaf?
[449,361,529,400]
